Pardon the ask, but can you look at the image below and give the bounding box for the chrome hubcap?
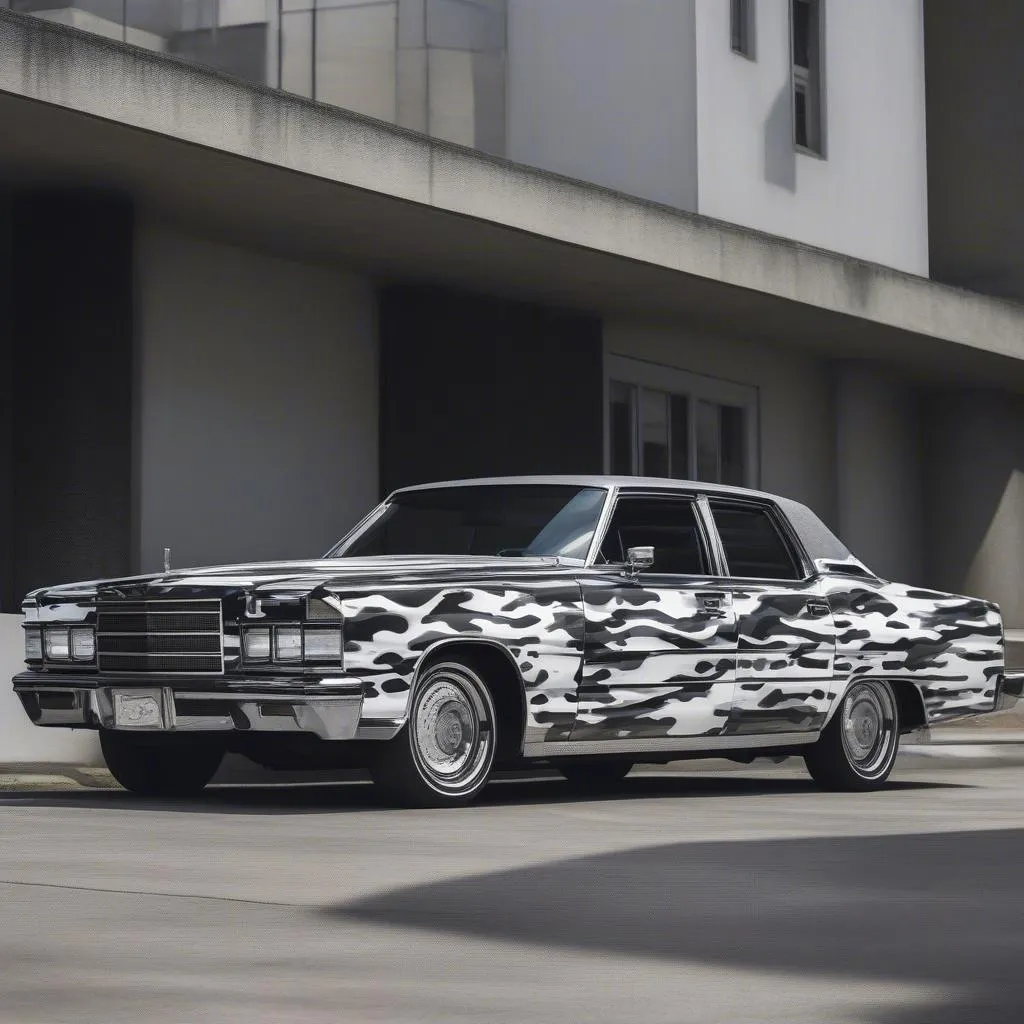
[841,681,896,777]
[411,665,493,793]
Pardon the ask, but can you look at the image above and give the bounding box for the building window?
[606,356,758,487]
[731,0,756,60]
[791,0,824,155]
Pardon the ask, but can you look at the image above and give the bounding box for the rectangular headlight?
[43,627,71,661]
[70,627,95,662]
[274,626,302,662]
[242,627,271,662]
[303,628,342,663]
[24,627,42,662]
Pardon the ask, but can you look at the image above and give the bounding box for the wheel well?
[417,642,527,763]
[890,680,928,733]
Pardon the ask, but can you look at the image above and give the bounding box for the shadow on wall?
[331,828,1024,1024]
[764,84,796,192]
[0,614,100,764]
[924,390,1024,627]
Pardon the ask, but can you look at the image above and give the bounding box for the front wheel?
[367,660,497,807]
[100,731,224,797]
[804,679,900,791]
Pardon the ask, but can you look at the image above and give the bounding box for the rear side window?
[711,503,801,580]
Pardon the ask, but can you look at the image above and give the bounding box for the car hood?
[27,555,573,604]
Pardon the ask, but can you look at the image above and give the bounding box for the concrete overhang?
[2,9,1024,390]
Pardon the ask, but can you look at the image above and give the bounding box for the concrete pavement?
[0,758,1022,1023]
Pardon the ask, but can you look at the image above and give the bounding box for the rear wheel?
[804,680,900,791]
[368,660,497,807]
[555,758,633,789]
[100,731,224,797]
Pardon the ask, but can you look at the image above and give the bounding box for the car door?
[707,499,837,736]
[572,493,738,744]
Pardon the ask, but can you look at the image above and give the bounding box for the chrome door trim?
[525,731,817,757]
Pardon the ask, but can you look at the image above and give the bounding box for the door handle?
[697,593,728,618]
[806,599,830,618]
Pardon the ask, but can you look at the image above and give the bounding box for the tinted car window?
[599,497,708,575]
[711,503,801,580]
[339,485,606,560]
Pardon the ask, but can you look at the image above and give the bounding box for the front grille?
[97,599,224,675]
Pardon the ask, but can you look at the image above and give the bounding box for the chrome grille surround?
[96,598,224,675]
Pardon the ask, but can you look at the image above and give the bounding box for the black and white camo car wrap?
[328,569,1003,744]
[14,477,1011,758]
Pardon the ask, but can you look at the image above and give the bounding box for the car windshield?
[332,485,608,561]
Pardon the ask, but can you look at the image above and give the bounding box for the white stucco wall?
[136,224,378,574]
[694,0,928,275]
[604,319,836,527]
[506,0,698,211]
[0,614,101,764]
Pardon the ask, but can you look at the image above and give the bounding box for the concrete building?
[1,0,1022,760]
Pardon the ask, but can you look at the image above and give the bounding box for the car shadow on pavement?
[0,771,971,815]
[326,827,1024,1024]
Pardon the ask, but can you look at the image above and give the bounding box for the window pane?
[731,0,745,51]
[641,389,669,478]
[731,0,754,58]
[696,400,720,482]
[794,84,808,148]
[712,504,799,580]
[793,0,811,69]
[670,394,690,479]
[609,381,635,476]
[720,405,746,485]
[599,498,708,575]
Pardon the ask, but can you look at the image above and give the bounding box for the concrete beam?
[1,10,1024,387]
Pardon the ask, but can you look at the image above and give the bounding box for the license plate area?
[112,689,166,729]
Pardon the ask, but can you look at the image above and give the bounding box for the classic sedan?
[13,476,1023,806]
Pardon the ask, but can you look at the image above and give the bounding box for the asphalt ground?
[0,753,1022,1024]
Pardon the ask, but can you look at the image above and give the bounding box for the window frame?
[604,354,760,488]
[591,490,720,579]
[790,0,827,158]
[706,497,812,583]
[730,0,757,61]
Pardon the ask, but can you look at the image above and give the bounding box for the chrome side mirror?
[626,546,655,576]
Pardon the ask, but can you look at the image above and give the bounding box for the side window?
[711,503,801,580]
[598,497,708,576]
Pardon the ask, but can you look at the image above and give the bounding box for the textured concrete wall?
[507,0,698,211]
[0,11,1019,367]
[136,223,378,572]
[834,362,925,584]
[924,390,1024,628]
[925,0,1024,302]
[0,614,100,764]
[604,319,836,527]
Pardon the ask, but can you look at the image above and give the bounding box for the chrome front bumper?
[13,671,400,742]
[996,672,1024,713]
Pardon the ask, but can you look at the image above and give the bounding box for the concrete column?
[924,389,1024,629]
[834,361,925,584]
[10,188,135,600]
[0,194,12,613]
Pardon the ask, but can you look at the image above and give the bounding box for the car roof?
[392,475,782,502]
